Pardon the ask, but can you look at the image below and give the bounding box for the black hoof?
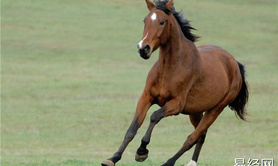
[101,159,115,166]
[135,147,149,162]
[135,152,149,162]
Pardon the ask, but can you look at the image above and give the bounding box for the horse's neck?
[158,21,197,70]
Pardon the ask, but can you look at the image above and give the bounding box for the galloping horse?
[102,0,248,165]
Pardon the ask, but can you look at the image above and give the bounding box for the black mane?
[155,0,199,42]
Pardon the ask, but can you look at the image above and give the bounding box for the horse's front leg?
[135,98,182,162]
[101,92,153,166]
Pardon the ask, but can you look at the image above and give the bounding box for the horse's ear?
[145,0,155,11]
[165,0,173,11]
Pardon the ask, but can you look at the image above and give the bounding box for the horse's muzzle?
[137,44,151,59]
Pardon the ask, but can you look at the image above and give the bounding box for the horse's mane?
[155,0,199,42]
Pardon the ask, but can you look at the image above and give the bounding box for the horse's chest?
[150,70,182,106]
[151,83,172,107]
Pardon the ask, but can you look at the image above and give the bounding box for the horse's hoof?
[101,159,115,166]
[184,160,197,166]
[135,152,148,162]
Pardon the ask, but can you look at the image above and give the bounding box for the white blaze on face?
[138,32,148,49]
[151,12,157,21]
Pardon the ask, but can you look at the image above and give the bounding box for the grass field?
[1,0,278,165]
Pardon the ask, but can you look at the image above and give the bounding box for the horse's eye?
[160,21,165,25]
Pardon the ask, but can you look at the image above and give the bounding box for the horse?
[101,0,249,165]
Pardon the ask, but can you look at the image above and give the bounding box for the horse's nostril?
[144,45,151,54]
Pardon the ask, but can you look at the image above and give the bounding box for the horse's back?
[198,44,235,62]
[197,45,239,74]
[197,44,241,78]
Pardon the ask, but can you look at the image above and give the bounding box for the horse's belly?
[183,89,224,114]
[183,77,229,114]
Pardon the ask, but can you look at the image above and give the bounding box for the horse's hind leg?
[161,107,224,166]
[185,114,207,166]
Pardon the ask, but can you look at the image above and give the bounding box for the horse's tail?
[229,62,249,121]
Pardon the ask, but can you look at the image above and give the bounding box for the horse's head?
[137,0,173,59]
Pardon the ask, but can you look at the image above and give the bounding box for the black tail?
[229,62,249,121]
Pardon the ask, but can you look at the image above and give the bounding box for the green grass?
[1,0,278,165]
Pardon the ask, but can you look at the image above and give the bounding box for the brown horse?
[102,0,248,165]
